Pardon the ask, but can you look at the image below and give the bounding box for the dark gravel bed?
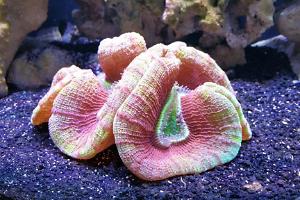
[0,48,299,199]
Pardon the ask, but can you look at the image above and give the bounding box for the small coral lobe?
[168,42,234,93]
[98,32,147,82]
[31,65,83,125]
[49,71,110,159]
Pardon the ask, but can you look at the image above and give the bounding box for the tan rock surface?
[7,46,73,90]
[276,0,300,43]
[73,0,274,68]
[0,0,48,97]
[275,0,300,79]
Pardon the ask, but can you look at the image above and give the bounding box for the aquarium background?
[0,0,299,199]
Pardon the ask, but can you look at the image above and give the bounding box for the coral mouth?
[113,54,247,180]
[155,85,189,148]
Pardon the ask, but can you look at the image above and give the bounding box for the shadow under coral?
[228,46,293,81]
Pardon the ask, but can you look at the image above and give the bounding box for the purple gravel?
[0,49,300,199]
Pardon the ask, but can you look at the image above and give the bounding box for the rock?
[72,0,167,45]
[252,35,295,56]
[290,48,300,79]
[243,181,263,192]
[72,0,274,68]
[275,0,300,43]
[210,45,246,68]
[275,0,300,79]
[252,35,300,79]
[0,0,48,97]
[18,26,63,55]
[7,45,73,90]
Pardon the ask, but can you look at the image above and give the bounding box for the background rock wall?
[2,0,300,98]
[72,0,275,68]
[0,0,48,97]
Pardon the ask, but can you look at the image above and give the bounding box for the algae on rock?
[0,0,48,97]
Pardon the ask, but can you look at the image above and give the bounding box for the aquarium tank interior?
[0,0,299,199]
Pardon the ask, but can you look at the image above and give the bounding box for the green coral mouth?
[155,86,189,148]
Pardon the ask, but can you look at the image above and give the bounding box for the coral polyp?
[32,32,251,180]
[49,70,109,159]
[31,65,86,125]
[98,32,147,82]
[113,49,250,181]
[168,41,234,93]
[96,43,179,138]
[45,33,147,159]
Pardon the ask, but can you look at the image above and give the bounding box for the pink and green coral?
[32,32,252,181]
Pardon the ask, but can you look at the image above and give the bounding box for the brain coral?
[98,32,147,82]
[49,70,110,159]
[46,32,148,159]
[31,65,84,125]
[32,32,251,180]
[113,49,251,181]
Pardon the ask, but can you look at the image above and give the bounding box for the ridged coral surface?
[31,32,252,180]
[203,82,252,141]
[49,70,109,159]
[113,50,250,180]
[98,32,147,82]
[96,45,166,149]
[168,42,234,93]
[31,65,84,125]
